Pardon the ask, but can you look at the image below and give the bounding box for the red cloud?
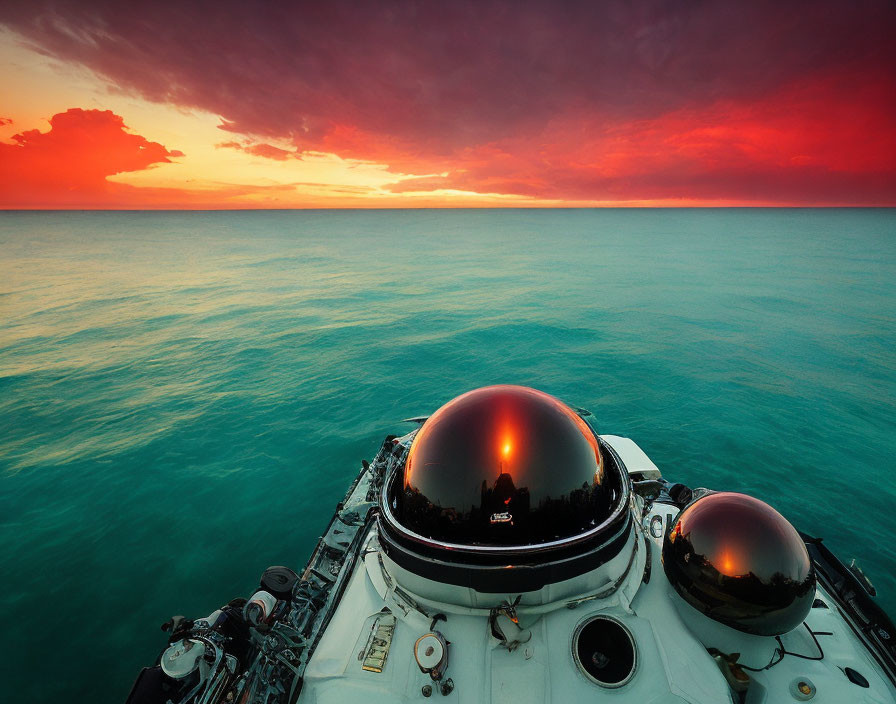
[2,2,894,205]
[1,108,183,207]
[384,68,896,203]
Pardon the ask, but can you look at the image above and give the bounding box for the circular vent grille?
[572,616,637,687]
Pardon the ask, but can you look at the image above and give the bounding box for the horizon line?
[3,205,895,213]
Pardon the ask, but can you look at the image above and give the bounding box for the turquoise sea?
[1,208,894,701]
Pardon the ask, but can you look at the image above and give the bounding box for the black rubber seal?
[379,512,633,593]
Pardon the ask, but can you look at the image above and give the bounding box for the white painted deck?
[298,437,896,703]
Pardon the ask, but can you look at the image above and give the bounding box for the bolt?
[440,678,454,696]
[798,681,813,696]
[422,684,432,697]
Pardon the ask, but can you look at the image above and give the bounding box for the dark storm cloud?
[3,0,894,203]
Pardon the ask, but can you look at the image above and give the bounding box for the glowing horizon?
[1,2,894,209]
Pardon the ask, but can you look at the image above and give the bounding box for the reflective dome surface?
[662,492,815,636]
[389,385,618,547]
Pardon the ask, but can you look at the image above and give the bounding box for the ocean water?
[1,208,894,701]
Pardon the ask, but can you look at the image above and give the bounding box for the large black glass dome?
[387,385,620,547]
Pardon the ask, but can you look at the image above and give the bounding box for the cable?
[737,622,830,672]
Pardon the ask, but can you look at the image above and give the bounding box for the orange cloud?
[1,108,183,207]
[217,140,294,161]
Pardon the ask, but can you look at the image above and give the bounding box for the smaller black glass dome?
[388,385,617,547]
[662,492,815,636]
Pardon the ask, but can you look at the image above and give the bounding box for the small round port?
[572,616,637,687]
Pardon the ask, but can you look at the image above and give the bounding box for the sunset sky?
[1,1,894,209]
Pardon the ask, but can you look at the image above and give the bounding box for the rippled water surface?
[1,209,894,701]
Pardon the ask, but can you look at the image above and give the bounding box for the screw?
[440,678,454,696]
[422,684,432,697]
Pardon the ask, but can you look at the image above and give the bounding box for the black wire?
[737,649,782,672]
[778,623,829,661]
[737,622,830,672]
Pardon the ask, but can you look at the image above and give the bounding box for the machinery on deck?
[126,385,896,703]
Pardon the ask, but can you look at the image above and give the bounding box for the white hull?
[127,427,896,704]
